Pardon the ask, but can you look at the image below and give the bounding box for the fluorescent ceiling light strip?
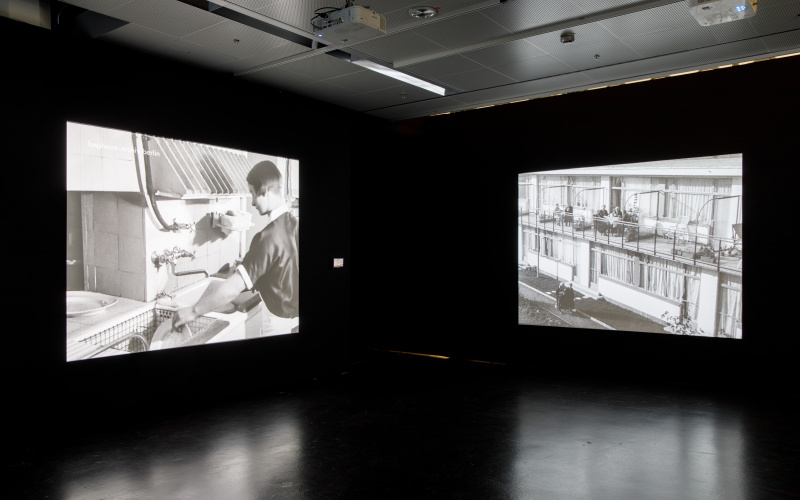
[352,59,446,96]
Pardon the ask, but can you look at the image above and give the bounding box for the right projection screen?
[518,154,742,339]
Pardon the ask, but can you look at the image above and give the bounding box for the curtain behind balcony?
[570,176,601,209]
[665,178,715,223]
[684,272,700,322]
[622,177,657,216]
[719,274,742,336]
[600,247,635,285]
[643,259,684,302]
[539,176,566,207]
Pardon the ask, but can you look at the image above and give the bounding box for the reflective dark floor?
[6,354,800,499]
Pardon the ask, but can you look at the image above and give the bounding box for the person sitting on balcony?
[564,205,573,227]
[595,205,609,234]
[610,206,623,235]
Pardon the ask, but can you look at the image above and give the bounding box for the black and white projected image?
[66,122,300,361]
[518,155,742,339]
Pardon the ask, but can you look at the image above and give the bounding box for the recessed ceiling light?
[408,6,438,19]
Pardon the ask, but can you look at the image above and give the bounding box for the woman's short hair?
[247,161,282,196]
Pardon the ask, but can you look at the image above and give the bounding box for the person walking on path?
[562,283,575,312]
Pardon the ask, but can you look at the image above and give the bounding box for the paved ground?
[518,282,604,330]
[518,268,666,334]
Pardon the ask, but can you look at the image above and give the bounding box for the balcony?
[519,209,742,274]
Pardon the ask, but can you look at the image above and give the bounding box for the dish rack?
[79,307,218,356]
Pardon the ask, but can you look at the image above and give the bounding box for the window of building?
[640,257,684,302]
[617,177,733,224]
[591,246,701,317]
[523,230,539,253]
[570,176,602,210]
[718,274,742,338]
[596,246,637,286]
[532,231,576,265]
[683,267,701,322]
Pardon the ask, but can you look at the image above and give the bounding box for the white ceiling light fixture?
[351,59,447,95]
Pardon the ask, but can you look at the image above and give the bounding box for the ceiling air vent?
[139,134,251,199]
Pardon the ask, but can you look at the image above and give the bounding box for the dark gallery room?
[2,0,799,498]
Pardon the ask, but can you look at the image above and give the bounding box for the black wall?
[360,54,800,388]
[4,14,799,455]
[2,17,375,451]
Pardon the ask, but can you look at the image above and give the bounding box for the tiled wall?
[82,193,146,300]
[67,122,140,193]
[82,192,249,302]
[144,196,248,301]
[70,124,294,303]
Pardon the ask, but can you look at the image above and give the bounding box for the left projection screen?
[66,122,300,362]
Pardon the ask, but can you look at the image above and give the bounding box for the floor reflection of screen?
[66,121,300,361]
[518,154,742,339]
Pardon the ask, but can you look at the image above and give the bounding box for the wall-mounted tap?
[151,246,197,269]
[171,219,196,233]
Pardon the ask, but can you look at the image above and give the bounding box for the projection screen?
[518,154,742,339]
[66,121,300,361]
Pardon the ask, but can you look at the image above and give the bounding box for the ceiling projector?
[686,0,757,26]
[312,5,386,43]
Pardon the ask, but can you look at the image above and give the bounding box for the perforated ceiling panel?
[57,0,133,15]
[180,19,293,59]
[349,31,448,64]
[460,39,546,67]
[323,68,411,94]
[106,0,223,38]
[480,0,588,33]
[212,43,309,73]
[54,0,800,120]
[407,11,511,49]
[599,2,696,39]
[437,67,516,92]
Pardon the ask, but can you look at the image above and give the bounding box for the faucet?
[151,247,196,269]
[152,247,208,278]
[171,264,209,279]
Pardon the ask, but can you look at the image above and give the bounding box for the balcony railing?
[519,208,742,273]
